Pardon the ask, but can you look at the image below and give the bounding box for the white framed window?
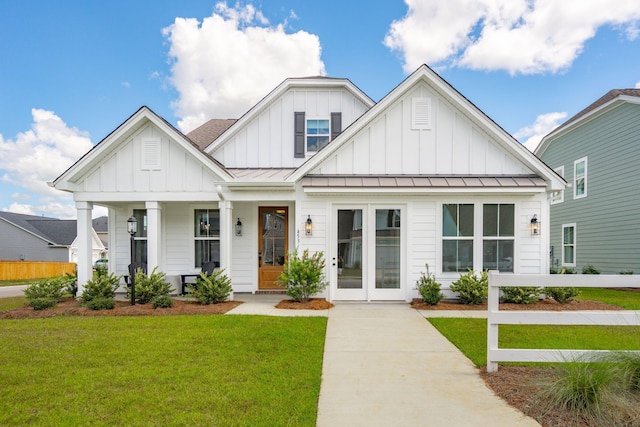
[551,166,564,204]
[132,209,148,265]
[562,223,576,266]
[194,209,220,269]
[573,157,587,199]
[306,118,330,153]
[482,204,514,272]
[442,204,474,272]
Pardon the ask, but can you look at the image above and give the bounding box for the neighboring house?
[535,89,640,274]
[0,212,104,263]
[54,65,564,301]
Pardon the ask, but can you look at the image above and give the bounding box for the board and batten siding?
[540,102,640,273]
[80,123,224,197]
[212,88,369,169]
[310,82,534,176]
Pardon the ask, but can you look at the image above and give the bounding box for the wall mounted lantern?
[126,215,138,305]
[530,214,540,236]
[305,215,313,236]
[235,218,243,236]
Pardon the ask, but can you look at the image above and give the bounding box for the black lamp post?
[127,215,137,305]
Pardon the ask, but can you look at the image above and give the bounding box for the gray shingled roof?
[187,119,237,150]
[0,212,77,245]
[557,89,640,132]
[92,216,108,233]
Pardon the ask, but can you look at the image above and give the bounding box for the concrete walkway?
[228,296,539,427]
[0,285,27,298]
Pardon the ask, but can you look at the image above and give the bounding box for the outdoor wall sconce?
[530,214,540,236]
[235,218,243,236]
[126,215,138,305]
[305,215,313,236]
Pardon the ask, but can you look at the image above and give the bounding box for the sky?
[1,0,639,219]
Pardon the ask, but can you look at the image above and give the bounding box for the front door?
[258,207,288,289]
[333,206,404,301]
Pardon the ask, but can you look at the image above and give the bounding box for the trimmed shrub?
[24,277,67,309]
[415,264,443,305]
[86,297,115,310]
[582,264,601,275]
[501,286,542,304]
[450,269,488,305]
[189,269,232,304]
[152,295,174,309]
[620,270,634,275]
[28,297,57,311]
[81,272,120,303]
[128,267,174,304]
[545,286,581,304]
[278,249,328,303]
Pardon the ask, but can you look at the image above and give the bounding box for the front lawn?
[0,296,26,311]
[578,287,640,309]
[0,315,327,426]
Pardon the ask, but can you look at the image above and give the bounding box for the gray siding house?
[535,89,640,273]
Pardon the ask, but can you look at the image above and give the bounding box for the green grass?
[579,287,640,309]
[0,296,27,311]
[0,315,327,426]
[429,318,640,368]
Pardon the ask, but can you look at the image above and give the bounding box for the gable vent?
[412,97,432,130]
[142,139,161,170]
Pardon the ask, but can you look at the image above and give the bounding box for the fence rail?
[0,261,76,281]
[487,271,640,372]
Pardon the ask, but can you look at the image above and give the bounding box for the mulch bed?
[410,298,623,311]
[275,298,334,310]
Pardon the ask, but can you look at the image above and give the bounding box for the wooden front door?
[258,207,288,289]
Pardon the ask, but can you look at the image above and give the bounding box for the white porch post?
[76,201,93,297]
[219,200,233,300]
[145,201,161,273]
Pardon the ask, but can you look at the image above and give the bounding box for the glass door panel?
[258,207,287,289]
[375,209,401,289]
[337,209,363,290]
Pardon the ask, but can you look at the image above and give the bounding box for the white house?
[52,65,565,301]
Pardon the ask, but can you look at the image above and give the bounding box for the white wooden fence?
[487,271,640,372]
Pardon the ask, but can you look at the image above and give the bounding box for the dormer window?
[306,119,330,152]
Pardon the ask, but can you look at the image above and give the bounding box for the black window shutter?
[294,112,305,158]
[331,112,342,139]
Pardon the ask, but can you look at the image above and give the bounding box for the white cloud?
[514,111,568,152]
[0,109,94,217]
[163,1,326,132]
[384,0,640,74]
[636,81,640,88]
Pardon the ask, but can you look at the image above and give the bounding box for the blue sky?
[1,0,639,218]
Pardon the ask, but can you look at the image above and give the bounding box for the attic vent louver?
[412,97,432,130]
[142,139,161,170]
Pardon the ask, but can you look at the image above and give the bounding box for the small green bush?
[450,269,488,305]
[81,272,120,303]
[620,270,634,275]
[86,297,115,310]
[189,269,232,304]
[278,249,328,303]
[545,286,581,303]
[500,286,542,304]
[415,264,443,305]
[152,295,174,309]
[24,277,67,309]
[128,267,174,304]
[28,297,57,311]
[582,264,601,274]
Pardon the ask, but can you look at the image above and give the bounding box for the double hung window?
[482,204,514,272]
[562,224,576,266]
[132,209,148,265]
[442,204,474,272]
[306,119,330,153]
[574,157,587,199]
[194,209,220,269]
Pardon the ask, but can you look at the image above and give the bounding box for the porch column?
[145,202,162,273]
[219,200,233,299]
[76,201,93,297]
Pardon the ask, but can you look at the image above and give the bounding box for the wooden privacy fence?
[0,261,76,281]
[487,271,640,372]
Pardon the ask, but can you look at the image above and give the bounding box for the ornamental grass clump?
[415,264,443,305]
[129,267,174,304]
[24,277,68,310]
[450,269,488,305]
[189,269,232,304]
[278,249,328,303]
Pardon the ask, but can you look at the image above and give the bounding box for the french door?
[333,205,404,301]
